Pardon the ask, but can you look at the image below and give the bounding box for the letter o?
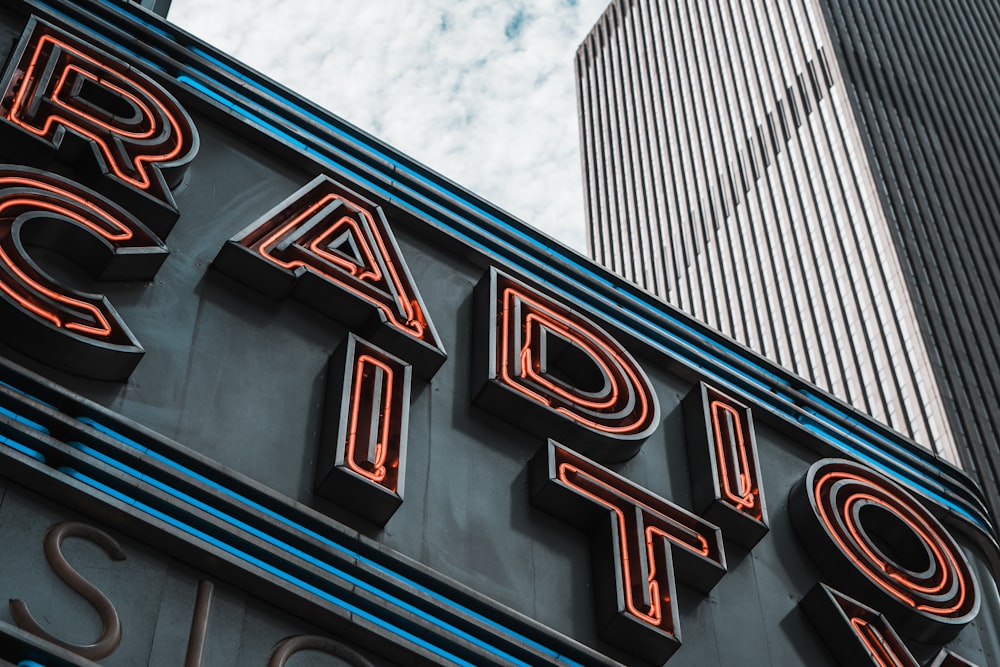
[789,458,980,643]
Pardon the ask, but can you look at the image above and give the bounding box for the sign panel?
[0,3,995,667]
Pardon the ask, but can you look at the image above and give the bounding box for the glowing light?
[491,273,658,441]
[851,617,915,667]
[315,335,410,525]
[813,469,970,616]
[2,27,197,202]
[218,175,445,378]
[0,171,159,342]
[345,354,396,487]
[533,441,725,660]
[710,399,759,514]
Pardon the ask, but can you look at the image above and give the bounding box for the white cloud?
[167,0,609,253]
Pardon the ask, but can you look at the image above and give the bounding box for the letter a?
[214,175,445,378]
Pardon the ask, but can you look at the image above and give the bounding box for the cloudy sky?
[166,0,610,253]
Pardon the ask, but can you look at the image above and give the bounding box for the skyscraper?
[0,3,996,666]
[577,0,1000,521]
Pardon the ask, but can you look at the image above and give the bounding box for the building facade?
[0,1,996,666]
[577,0,1000,521]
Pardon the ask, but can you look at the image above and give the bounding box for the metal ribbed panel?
[576,0,962,475]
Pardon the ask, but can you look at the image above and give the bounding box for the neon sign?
[802,584,922,667]
[474,268,659,462]
[215,175,446,379]
[531,441,725,663]
[0,10,991,667]
[801,584,979,667]
[790,459,980,644]
[0,166,167,380]
[315,334,411,525]
[684,383,769,546]
[0,19,198,238]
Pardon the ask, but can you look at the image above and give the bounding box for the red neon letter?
[929,651,983,667]
[214,175,445,379]
[684,383,768,546]
[531,441,725,664]
[802,583,920,667]
[790,459,981,643]
[315,334,411,525]
[475,268,659,462]
[0,19,198,238]
[0,167,167,380]
[802,584,981,667]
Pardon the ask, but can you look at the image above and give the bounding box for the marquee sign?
[0,4,995,667]
[215,174,446,379]
[0,15,197,232]
[0,167,168,379]
[473,267,659,462]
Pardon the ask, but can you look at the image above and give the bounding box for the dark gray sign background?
[0,5,995,666]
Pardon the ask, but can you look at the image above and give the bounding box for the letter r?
[0,19,198,238]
